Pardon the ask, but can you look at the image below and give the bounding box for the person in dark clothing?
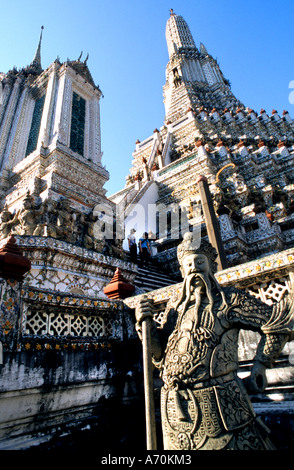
[138,232,151,267]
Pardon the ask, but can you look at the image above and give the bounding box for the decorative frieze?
[25,310,107,338]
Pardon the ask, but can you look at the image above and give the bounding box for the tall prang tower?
[0,29,135,298]
[163,9,243,122]
[111,10,294,275]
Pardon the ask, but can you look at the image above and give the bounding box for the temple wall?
[20,237,136,296]
[0,344,144,450]
[0,269,144,451]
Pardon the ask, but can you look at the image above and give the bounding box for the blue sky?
[1,0,294,196]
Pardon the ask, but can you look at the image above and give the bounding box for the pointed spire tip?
[30,25,44,70]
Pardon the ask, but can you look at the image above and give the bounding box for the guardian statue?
[135,233,294,450]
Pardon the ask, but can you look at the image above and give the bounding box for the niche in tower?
[70,92,86,156]
[25,94,45,157]
[173,68,182,88]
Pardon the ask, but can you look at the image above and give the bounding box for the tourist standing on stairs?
[127,228,137,263]
[139,232,151,267]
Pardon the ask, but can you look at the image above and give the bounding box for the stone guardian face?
[181,253,210,277]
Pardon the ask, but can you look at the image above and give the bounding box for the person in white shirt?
[127,228,137,262]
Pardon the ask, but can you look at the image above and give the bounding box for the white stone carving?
[26,309,107,338]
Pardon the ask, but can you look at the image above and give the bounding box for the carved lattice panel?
[25,310,109,338]
[88,316,105,337]
[25,311,48,335]
[69,315,87,336]
[245,277,290,305]
[48,313,69,336]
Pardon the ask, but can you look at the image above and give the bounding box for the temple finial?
[170,8,174,16]
[30,25,44,70]
[200,42,208,55]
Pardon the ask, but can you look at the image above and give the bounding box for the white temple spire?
[163,11,242,120]
[165,11,197,59]
[30,26,44,71]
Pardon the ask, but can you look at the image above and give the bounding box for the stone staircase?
[132,261,179,293]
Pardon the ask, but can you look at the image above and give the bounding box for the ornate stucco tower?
[0,28,108,212]
[111,10,294,275]
[0,29,135,298]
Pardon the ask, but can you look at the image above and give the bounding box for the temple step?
[133,262,178,292]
